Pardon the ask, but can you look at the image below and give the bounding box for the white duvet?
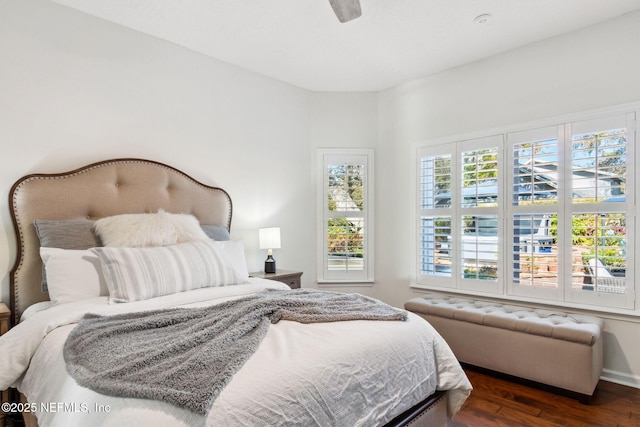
[0,279,471,427]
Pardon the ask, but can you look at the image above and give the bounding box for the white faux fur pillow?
[94,210,209,247]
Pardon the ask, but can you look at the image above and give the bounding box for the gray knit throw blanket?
[63,289,407,415]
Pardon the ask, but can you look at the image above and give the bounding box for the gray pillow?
[34,220,230,292]
[34,219,102,292]
[201,225,230,241]
[35,220,230,246]
[35,219,102,249]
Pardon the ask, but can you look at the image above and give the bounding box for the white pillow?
[94,210,209,247]
[90,240,247,303]
[40,248,109,305]
[216,240,250,280]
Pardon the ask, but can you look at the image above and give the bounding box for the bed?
[1,158,471,427]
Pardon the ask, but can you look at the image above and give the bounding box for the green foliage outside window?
[327,164,365,257]
[327,218,364,257]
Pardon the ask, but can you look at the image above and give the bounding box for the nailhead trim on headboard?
[8,158,232,326]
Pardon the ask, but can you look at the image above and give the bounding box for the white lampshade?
[259,227,281,250]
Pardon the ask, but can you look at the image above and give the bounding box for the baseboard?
[601,368,640,389]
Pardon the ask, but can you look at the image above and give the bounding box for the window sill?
[318,280,375,286]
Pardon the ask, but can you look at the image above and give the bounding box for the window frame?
[412,103,638,315]
[316,148,375,284]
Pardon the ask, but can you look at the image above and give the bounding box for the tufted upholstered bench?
[405,293,604,403]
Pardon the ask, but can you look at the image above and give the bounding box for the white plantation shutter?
[317,149,374,283]
[416,136,503,294]
[458,140,502,294]
[566,114,634,309]
[414,106,637,314]
[417,147,454,287]
[507,125,563,301]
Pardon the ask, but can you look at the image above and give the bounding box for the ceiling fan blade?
[328,0,362,23]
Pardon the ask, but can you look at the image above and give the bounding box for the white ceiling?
[51,0,640,92]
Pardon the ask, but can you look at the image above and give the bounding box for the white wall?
[376,10,640,387]
[0,0,319,302]
[308,92,378,295]
[2,0,639,390]
[0,0,379,304]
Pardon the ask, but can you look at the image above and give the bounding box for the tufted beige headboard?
[8,158,232,325]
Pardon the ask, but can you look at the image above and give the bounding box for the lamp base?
[264,255,276,274]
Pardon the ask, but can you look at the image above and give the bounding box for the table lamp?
[259,227,281,273]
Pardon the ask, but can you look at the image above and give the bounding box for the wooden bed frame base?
[384,391,448,427]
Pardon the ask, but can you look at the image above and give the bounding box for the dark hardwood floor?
[449,368,640,427]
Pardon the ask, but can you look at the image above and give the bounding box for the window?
[417,136,503,294]
[317,149,374,283]
[415,109,637,313]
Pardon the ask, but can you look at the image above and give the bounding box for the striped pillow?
[91,240,245,303]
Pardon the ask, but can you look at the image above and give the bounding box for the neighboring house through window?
[414,106,637,314]
[317,149,374,283]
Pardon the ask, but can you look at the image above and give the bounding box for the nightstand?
[0,303,10,427]
[250,269,303,289]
